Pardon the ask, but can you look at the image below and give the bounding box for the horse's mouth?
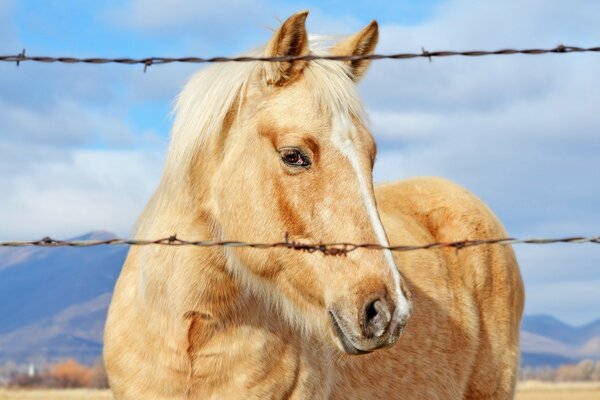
[329,311,372,355]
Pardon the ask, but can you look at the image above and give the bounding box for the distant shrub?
[520,360,600,382]
[8,358,108,389]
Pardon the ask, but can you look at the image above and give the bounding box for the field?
[0,389,112,399]
[516,382,600,400]
[1,383,600,399]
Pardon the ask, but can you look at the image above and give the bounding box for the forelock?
[164,36,366,180]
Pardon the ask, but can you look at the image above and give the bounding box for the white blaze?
[331,114,411,321]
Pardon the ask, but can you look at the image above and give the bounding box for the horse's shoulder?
[375,176,507,242]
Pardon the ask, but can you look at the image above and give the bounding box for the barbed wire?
[1,45,599,71]
[0,235,598,256]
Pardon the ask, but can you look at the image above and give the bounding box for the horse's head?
[176,11,411,354]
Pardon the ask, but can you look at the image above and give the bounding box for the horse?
[104,11,524,399]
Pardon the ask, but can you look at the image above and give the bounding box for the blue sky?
[0,0,599,324]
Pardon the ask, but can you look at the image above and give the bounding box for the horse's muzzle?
[328,301,407,355]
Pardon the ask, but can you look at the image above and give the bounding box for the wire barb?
[0,235,598,256]
[143,58,153,73]
[421,47,432,63]
[16,49,26,67]
[1,45,599,67]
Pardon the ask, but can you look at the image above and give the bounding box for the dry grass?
[1,383,600,399]
[0,389,112,400]
[516,381,600,400]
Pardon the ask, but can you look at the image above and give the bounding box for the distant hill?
[0,231,126,366]
[520,352,576,368]
[521,314,600,346]
[521,315,600,367]
[0,232,598,369]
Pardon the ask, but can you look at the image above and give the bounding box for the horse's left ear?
[332,20,379,82]
[264,11,310,86]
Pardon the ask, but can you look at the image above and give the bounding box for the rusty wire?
[0,235,598,256]
[1,45,599,254]
[1,45,599,70]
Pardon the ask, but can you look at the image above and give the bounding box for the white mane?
[136,37,365,236]
[164,36,365,180]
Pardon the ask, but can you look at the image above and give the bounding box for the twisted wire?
[1,45,598,70]
[1,235,598,256]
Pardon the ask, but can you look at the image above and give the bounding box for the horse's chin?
[328,311,373,356]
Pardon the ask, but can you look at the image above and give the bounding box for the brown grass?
[1,383,600,399]
[0,389,112,400]
[516,381,600,400]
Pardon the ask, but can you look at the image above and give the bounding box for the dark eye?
[280,148,311,168]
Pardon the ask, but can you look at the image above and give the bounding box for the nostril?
[365,300,378,322]
[363,299,391,338]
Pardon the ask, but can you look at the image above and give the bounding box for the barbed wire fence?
[1,44,599,72]
[1,44,599,254]
[1,236,599,256]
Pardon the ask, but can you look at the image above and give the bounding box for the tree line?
[520,360,600,382]
[5,358,108,389]
[3,357,600,388]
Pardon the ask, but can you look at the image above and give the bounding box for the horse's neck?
[116,192,335,398]
[136,227,240,317]
[129,189,238,333]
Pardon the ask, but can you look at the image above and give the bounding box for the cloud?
[361,0,600,112]
[1,0,598,324]
[103,0,272,53]
[380,0,600,49]
[0,0,16,49]
[0,99,133,147]
[103,0,367,55]
[0,67,167,241]
[525,279,600,325]
[0,148,164,241]
[0,76,167,241]
[106,0,343,32]
[361,0,600,324]
[363,0,600,232]
[0,62,167,173]
[517,243,600,325]
[107,0,266,32]
[0,7,168,241]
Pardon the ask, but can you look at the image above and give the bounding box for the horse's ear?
[264,11,310,86]
[332,20,379,82]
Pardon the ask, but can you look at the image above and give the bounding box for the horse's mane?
[136,37,365,236]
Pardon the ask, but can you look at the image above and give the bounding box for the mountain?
[521,314,598,346]
[0,233,598,369]
[0,231,127,366]
[520,315,600,367]
[520,352,576,368]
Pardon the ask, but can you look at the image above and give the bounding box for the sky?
[0,0,599,324]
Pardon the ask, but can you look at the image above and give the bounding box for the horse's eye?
[280,148,311,168]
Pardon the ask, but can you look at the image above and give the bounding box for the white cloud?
[0,99,140,147]
[104,0,273,52]
[525,279,600,325]
[107,0,266,31]
[105,0,361,34]
[0,0,16,49]
[378,0,600,49]
[0,148,164,241]
[1,0,598,324]
[363,0,600,232]
[0,41,168,242]
[369,110,443,142]
[362,0,600,324]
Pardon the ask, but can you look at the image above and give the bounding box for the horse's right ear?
[264,11,310,86]
[331,20,379,82]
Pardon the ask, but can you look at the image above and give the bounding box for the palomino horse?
[104,11,524,399]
